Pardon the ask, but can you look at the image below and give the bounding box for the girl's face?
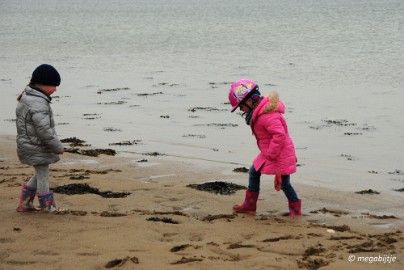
[239,99,253,114]
[36,84,57,96]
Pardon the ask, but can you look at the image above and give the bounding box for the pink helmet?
[228,79,259,112]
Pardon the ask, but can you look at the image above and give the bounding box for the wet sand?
[0,135,403,270]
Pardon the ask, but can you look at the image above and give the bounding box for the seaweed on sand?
[52,183,130,198]
[187,181,246,195]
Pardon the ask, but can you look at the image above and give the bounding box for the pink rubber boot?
[38,192,58,212]
[16,184,38,212]
[288,199,302,216]
[233,189,259,214]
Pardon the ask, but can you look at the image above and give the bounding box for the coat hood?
[252,92,285,121]
[17,85,52,102]
[24,85,52,102]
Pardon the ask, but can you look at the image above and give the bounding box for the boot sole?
[16,206,41,212]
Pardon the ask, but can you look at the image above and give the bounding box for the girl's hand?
[274,173,282,192]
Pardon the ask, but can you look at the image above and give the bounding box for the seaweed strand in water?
[64,148,116,157]
[355,189,380,195]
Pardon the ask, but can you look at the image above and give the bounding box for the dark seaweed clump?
[146,217,179,224]
[61,137,87,147]
[233,167,249,173]
[52,183,130,198]
[64,148,116,157]
[97,87,130,94]
[109,140,142,146]
[136,91,163,96]
[388,170,404,175]
[105,256,139,268]
[142,152,165,156]
[355,189,380,195]
[97,101,127,105]
[187,181,246,195]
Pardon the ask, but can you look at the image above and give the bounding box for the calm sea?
[1,0,403,197]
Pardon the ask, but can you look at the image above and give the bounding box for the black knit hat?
[31,64,61,86]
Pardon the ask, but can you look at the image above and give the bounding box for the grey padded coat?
[16,86,64,165]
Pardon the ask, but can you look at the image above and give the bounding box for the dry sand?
[0,135,403,270]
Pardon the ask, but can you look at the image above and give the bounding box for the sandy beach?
[0,134,403,270]
[1,1,403,269]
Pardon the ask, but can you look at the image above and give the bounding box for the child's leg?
[16,183,38,212]
[281,175,302,216]
[33,164,50,194]
[35,164,60,212]
[248,165,261,192]
[233,165,260,213]
[27,174,37,189]
[281,175,299,202]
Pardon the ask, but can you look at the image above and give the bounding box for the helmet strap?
[245,110,253,125]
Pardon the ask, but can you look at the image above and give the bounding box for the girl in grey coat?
[16,64,64,212]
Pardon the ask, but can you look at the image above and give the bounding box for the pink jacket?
[251,94,297,175]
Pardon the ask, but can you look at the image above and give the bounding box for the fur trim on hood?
[262,92,279,114]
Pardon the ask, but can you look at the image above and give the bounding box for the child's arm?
[261,115,286,160]
[30,109,64,154]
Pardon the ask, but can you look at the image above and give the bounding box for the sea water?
[1,0,403,198]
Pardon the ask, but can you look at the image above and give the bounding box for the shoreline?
[1,133,404,221]
[1,134,403,269]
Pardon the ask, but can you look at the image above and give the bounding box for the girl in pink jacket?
[228,79,301,216]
